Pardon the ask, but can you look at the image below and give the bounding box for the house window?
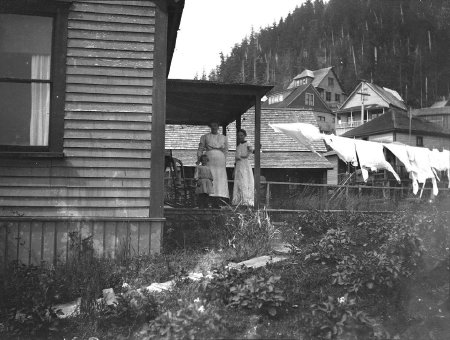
[305,93,314,106]
[318,116,326,122]
[326,91,331,101]
[0,1,68,152]
[416,136,423,147]
[335,93,340,102]
[328,77,334,87]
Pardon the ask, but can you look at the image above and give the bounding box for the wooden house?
[0,0,272,266]
[411,98,450,129]
[336,81,407,135]
[263,83,335,133]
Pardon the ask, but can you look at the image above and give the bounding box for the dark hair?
[208,121,220,127]
[199,154,208,162]
[237,129,247,137]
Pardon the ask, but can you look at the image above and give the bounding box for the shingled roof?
[165,108,332,169]
[342,109,450,138]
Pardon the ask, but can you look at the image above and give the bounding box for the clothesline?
[269,123,450,197]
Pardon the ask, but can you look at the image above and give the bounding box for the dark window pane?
[0,82,50,146]
[0,14,53,79]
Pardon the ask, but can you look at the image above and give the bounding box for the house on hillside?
[325,109,450,185]
[287,67,347,111]
[166,108,333,186]
[0,0,272,266]
[336,81,407,136]
[263,83,334,133]
[412,97,450,129]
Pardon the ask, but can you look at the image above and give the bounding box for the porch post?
[236,116,241,146]
[222,124,227,136]
[254,96,261,209]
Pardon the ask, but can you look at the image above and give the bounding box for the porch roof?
[166,79,273,125]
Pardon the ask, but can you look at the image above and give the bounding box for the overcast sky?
[169,0,305,79]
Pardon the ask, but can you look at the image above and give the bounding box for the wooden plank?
[65,111,151,122]
[93,221,105,257]
[30,222,43,265]
[0,197,150,207]
[67,222,80,260]
[129,221,139,256]
[0,207,149,218]
[66,84,152,95]
[18,222,31,265]
[67,48,152,60]
[116,221,128,258]
[104,222,116,258]
[66,93,152,105]
[6,222,18,263]
[138,222,150,254]
[0,177,150,188]
[67,74,153,86]
[65,120,150,130]
[64,139,152,149]
[68,30,154,43]
[42,222,55,264]
[81,0,155,7]
[67,57,153,69]
[0,168,151,179]
[68,39,154,52]
[64,148,151,159]
[150,222,161,254]
[69,11,155,25]
[65,102,152,113]
[0,187,150,198]
[72,3,155,17]
[55,221,68,263]
[66,65,153,77]
[68,20,155,33]
[0,223,6,268]
[64,129,152,140]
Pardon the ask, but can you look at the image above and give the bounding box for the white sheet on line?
[269,123,323,156]
[322,134,358,166]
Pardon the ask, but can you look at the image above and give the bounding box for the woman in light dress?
[232,129,254,206]
[197,122,229,207]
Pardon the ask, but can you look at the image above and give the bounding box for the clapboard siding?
[0,0,155,220]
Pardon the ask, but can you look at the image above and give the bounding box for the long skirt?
[232,159,254,206]
[206,149,229,198]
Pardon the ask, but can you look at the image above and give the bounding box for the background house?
[412,97,450,129]
[336,81,407,135]
[263,83,334,133]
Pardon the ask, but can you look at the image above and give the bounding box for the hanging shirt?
[353,140,401,183]
[383,143,414,173]
[407,146,438,196]
[323,134,358,166]
[430,149,450,188]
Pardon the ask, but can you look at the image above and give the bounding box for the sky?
[169,0,305,79]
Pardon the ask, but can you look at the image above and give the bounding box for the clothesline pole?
[254,96,261,209]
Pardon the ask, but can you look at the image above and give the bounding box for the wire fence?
[164,177,450,211]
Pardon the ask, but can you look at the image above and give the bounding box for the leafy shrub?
[139,299,226,340]
[204,266,286,317]
[211,208,278,261]
[0,262,61,337]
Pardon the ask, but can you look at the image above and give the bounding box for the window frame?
[305,92,314,106]
[416,136,423,147]
[328,77,334,87]
[335,93,340,102]
[0,0,69,156]
[325,91,331,101]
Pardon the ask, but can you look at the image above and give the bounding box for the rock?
[103,288,118,306]
[53,297,81,319]
[229,255,289,269]
[145,280,174,293]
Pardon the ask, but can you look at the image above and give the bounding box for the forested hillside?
[206,0,450,108]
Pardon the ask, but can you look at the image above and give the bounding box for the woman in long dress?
[232,129,254,206]
[197,122,229,206]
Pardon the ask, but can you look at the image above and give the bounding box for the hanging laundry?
[407,146,438,196]
[429,149,450,188]
[383,143,414,173]
[353,140,401,183]
[323,134,358,166]
[269,123,323,156]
